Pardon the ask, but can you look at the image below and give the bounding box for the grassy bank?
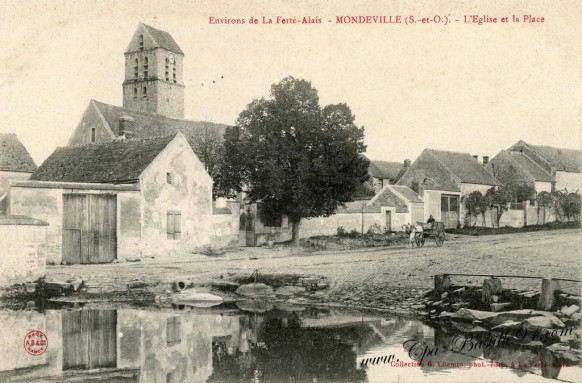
[446,221,580,236]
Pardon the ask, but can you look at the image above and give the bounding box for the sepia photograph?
[0,1,580,382]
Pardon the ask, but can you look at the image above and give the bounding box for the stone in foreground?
[235,283,274,298]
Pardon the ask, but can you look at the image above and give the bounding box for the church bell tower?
[122,23,185,119]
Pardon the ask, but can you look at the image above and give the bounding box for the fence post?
[538,278,560,310]
[434,274,451,295]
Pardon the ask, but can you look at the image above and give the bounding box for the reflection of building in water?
[0,308,246,383]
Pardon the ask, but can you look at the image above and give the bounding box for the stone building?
[397,148,502,228]
[503,140,581,193]
[7,133,236,264]
[122,23,185,119]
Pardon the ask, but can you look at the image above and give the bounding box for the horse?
[402,223,424,247]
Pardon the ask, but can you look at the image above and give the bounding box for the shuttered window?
[167,211,181,240]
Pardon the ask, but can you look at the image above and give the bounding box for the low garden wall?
[0,215,48,287]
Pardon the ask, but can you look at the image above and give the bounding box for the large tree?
[218,76,369,245]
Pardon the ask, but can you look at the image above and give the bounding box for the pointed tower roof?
[125,23,184,55]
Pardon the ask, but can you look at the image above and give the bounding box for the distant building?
[486,150,555,194]
[503,140,581,193]
[0,133,37,214]
[363,156,410,192]
[397,148,502,228]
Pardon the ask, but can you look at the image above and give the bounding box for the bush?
[367,223,384,235]
[348,229,359,238]
[337,226,347,237]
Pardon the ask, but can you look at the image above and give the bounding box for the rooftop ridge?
[59,133,177,150]
[92,99,231,127]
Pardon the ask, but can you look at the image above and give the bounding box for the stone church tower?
[122,23,184,119]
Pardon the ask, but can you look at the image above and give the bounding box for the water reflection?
[0,304,578,382]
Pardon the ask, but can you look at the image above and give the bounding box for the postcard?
[0,1,580,382]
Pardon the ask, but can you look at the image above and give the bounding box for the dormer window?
[139,34,143,50]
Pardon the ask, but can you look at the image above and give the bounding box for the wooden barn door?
[63,194,117,264]
[440,194,459,229]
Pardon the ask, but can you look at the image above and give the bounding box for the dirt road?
[46,229,581,297]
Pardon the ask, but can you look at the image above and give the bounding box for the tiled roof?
[352,181,377,200]
[142,23,184,55]
[31,135,175,183]
[427,149,502,186]
[390,185,424,203]
[521,142,581,173]
[397,150,462,192]
[337,200,381,214]
[370,187,408,213]
[506,151,554,182]
[368,159,404,181]
[0,133,37,172]
[93,101,229,145]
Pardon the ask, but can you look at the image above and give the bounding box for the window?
[166,172,172,184]
[143,56,148,78]
[143,86,147,97]
[166,316,181,345]
[167,211,181,239]
[133,88,137,98]
[173,67,176,83]
[139,34,143,50]
[91,127,96,143]
[134,58,138,78]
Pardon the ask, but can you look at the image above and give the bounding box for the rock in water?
[173,291,223,304]
[275,285,306,297]
[235,283,274,298]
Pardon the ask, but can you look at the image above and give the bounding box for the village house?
[7,133,237,264]
[363,156,410,192]
[503,140,582,193]
[300,183,424,236]
[397,148,502,228]
[486,149,555,194]
[0,133,37,214]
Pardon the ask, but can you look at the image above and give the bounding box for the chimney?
[404,159,411,168]
[483,155,489,165]
[472,155,478,161]
[118,116,135,138]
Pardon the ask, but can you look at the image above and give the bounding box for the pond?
[0,303,579,382]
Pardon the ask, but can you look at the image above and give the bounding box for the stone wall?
[9,181,141,264]
[0,216,48,286]
[139,134,214,257]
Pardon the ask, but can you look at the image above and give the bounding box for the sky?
[0,0,580,166]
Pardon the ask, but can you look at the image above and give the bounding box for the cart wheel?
[435,231,445,247]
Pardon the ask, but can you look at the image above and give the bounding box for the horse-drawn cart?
[414,222,446,247]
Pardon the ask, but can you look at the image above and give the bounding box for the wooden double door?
[62,194,117,264]
[441,194,460,229]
